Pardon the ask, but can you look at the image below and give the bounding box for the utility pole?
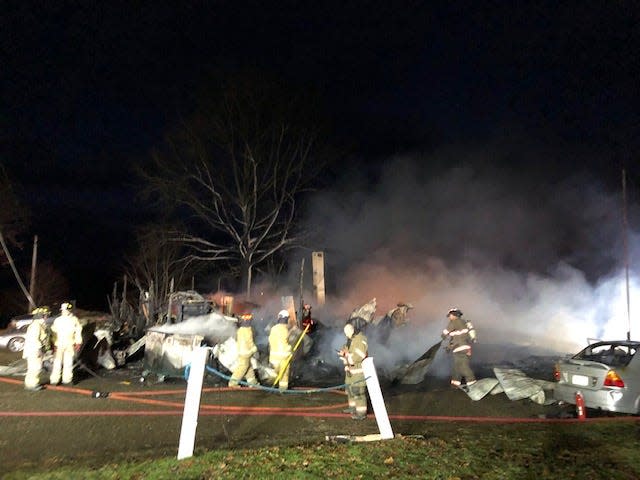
[28,235,38,312]
[0,228,35,308]
[622,169,631,341]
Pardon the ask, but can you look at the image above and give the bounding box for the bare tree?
[31,261,70,307]
[124,227,194,328]
[144,75,326,297]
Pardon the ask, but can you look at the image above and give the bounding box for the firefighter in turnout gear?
[228,313,259,387]
[269,310,292,391]
[338,317,368,420]
[301,304,317,334]
[23,307,51,391]
[442,308,476,387]
[50,302,82,385]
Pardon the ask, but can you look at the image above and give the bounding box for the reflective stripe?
[354,348,366,360]
[453,345,471,353]
[238,346,257,356]
[271,350,290,357]
[450,379,461,386]
[448,328,469,336]
[349,368,363,374]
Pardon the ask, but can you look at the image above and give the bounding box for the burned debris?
[1,280,568,413]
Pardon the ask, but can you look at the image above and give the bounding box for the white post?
[177,346,208,460]
[362,357,394,440]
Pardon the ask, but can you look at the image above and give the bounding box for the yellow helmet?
[31,306,51,318]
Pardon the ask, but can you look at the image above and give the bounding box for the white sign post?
[362,357,394,440]
[177,346,208,460]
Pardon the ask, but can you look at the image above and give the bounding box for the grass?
[5,421,640,480]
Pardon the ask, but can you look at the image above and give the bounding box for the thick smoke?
[301,147,639,367]
[154,312,237,343]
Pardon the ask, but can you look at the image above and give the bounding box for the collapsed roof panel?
[493,367,544,401]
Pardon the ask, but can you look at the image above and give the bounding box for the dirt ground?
[0,348,568,474]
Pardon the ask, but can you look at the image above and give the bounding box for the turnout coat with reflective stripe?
[236,326,258,358]
[443,317,472,353]
[341,332,368,374]
[51,313,82,349]
[269,323,291,364]
[22,319,49,358]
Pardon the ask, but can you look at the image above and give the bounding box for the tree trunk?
[241,259,253,298]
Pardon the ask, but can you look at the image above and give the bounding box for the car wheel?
[7,337,25,352]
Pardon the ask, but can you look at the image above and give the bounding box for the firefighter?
[23,307,51,391]
[228,313,259,387]
[338,317,368,420]
[442,308,476,388]
[50,302,83,385]
[301,304,317,334]
[269,310,292,391]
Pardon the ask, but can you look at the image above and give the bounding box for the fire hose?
[184,362,368,395]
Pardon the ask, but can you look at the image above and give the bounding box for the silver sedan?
[0,327,27,352]
[554,340,640,414]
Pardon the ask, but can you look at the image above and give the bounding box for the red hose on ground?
[2,376,639,423]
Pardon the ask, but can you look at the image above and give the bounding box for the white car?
[554,340,640,414]
[0,326,28,352]
[0,315,54,353]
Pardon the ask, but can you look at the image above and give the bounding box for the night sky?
[1,2,639,313]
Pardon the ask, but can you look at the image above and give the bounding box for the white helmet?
[277,309,290,319]
[343,323,355,339]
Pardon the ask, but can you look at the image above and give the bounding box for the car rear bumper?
[554,383,637,414]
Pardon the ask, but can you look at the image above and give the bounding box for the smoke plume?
[300,146,639,368]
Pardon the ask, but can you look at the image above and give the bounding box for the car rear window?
[574,343,638,367]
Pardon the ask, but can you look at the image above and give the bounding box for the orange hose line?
[109,392,345,412]
[1,374,346,398]
[4,377,640,423]
[2,409,639,422]
[0,377,344,411]
[0,377,25,386]
[0,376,94,395]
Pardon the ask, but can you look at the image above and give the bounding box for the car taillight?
[553,363,560,381]
[603,370,625,388]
